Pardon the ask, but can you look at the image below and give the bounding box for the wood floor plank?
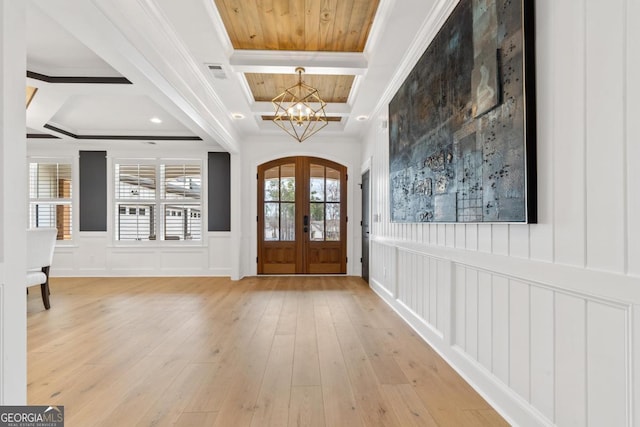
[314,303,363,427]
[276,278,299,335]
[291,287,321,386]
[250,334,295,426]
[174,411,219,426]
[288,386,325,427]
[90,359,188,427]
[27,276,507,427]
[380,384,439,427]
[355,326,409,385]
[212,289,281,427]
[71,356,190,426]
[333,322,402,427]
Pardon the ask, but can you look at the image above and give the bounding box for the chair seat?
[26,270,46,287]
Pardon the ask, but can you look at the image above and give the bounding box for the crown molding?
[27,70,132,84]
[43,123,201,141]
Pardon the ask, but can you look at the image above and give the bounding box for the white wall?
[239,133,362,278]
[27,140,233,278]
[362,0,640,425]
[0,0,27,404]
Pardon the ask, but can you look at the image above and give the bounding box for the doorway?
[361,170,370,283]
[257,156,347,274]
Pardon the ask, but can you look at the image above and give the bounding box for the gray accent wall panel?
[79,150,107,231]
[208,152,231,231]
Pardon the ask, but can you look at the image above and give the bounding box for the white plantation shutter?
[28,162,73,240]
[115,164,156,200]
[114,161,202,242]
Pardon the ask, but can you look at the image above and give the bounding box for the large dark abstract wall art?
[389,0,536,223]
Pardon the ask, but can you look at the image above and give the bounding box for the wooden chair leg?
[40,266,51,310]
[40,282,51,309]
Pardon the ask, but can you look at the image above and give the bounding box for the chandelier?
[271,67,328,143]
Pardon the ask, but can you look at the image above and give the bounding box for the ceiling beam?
[250,101,352,116]
[229,50,368,76]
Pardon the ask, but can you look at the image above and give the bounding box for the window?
[114,161,201,241]
[29,161,73,241]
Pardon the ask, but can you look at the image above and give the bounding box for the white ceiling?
[26,0,442,153]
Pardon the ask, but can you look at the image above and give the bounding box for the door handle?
[303,215,309,232]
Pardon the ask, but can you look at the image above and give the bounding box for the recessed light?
[150,117,162,124]
[356,115,369,121]
[232,113,245,120]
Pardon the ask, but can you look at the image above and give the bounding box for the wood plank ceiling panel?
[213,0,380,52]
[246,73,355,103]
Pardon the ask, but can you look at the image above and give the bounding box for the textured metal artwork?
[389,0,535,223]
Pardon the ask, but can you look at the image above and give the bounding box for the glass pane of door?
[263,163,296,241]
[310,202,324,241]
[264,202,280,240]
[308,163,341,242]
[310,164,325,201]
[326,203,340,240]
[264,166,279,201]
[326,167,340,202]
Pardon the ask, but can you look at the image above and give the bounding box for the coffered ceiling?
[25,0,442,152]
[214,0,379,52]
[214,0,378,110]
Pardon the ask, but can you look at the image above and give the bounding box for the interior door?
[361,170,370,283]
[258,157,347,274]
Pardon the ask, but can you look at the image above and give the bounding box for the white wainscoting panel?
[586,301,628,427]
[492,275,510,385]
[509,279,530,402]
[109,250,157,273]
[51,247,75,274]
[529,286,554,421]
[370,240,396,298]
[369,238,634,427]
[160,250,206,271]
[555,292,587,426]
[76,233,108,272]
[208,234,232,275]
[48,234,233,277]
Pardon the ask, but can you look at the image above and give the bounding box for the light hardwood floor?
[27,276,508,427]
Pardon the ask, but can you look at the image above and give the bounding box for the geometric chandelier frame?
[271,67,328,143]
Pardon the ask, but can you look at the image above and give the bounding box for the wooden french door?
[258,156,347,274]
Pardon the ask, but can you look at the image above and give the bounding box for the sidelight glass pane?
[326,168,340,202]
[310,164,324,201]
[281,203,295,241]
[310,202,324,241]
[264,167,279,201]
[264,203,280,240]
[326,203,340,241]
[280,163,296,202]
